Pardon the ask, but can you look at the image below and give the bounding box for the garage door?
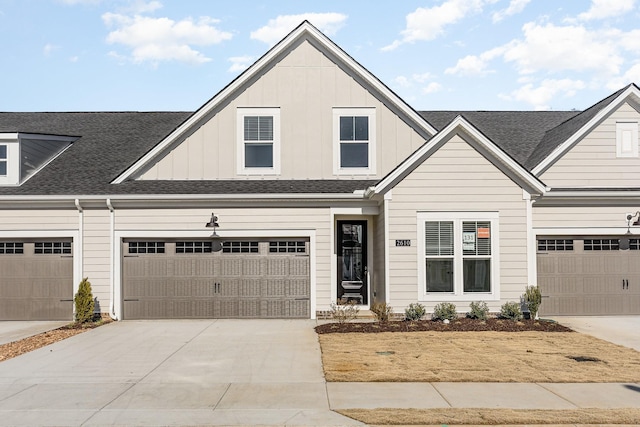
[0,240,73,320]
[537,237,640,315]
[122,239,310,319]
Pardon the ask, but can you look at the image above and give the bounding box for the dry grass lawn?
[319,331,640,382]
[338,407,640,425]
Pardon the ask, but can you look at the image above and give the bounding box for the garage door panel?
[238,280,262,297]
[538,237,640,315]
[289,279,311,298]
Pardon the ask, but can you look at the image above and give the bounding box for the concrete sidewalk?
[0,319,639,426]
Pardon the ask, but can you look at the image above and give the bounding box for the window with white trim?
[616,122,638,158]
[333,108,376,175]
[237,108,280,175]
[0,145,7,176]
[418,212,499,300]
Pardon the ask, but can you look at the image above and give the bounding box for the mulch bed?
[315,317,573,334]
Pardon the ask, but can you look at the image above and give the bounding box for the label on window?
[477,227,490,238]
[463,232,475,251]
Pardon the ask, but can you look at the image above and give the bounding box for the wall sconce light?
[619,211,640,250]
[205,213,223,252]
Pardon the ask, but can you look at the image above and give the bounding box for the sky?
[1,0,640,112]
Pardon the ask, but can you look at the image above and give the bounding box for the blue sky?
[1,0,639,112]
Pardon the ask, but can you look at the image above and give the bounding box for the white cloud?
[250,13,347,45]
[103,12,232,65]
[492,0,530,23]
[412,72,434,83]
[124,0,163,14]
[445,46,505,76]
[382,0,496,51]
[606,63,640,90]
[58,0,101,4]
[43,43,60,57]
[500,79,585,110]
[393,76,411,88]
[422,82,443,94]
[69,56,79,62]
[228,55,255,73]
[577,0,636,21]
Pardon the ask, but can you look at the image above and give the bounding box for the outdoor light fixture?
[619,211,640,250]
[205,213,223,252]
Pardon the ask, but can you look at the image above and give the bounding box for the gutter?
[74,199,83,318]
[106,198,117,320]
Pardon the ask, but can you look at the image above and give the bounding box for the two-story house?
[1,22,639,320]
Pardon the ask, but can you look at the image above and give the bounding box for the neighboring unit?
[0,22,639,320]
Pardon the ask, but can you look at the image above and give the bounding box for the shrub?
[404,302,427,321]
[467,301,489,320]
[371,302,394,323]
[500,301,523,321]
[74,277,95,323]
[329,299,359,324]
[432,302,457,321]
[523,285,542,319]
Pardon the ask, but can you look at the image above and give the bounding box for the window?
[537,239,574,252]
[418,212,499,300]
[237,108,280,174]
[616,122,638,158]
[0,242,23,254]
[0,145,6,176]
[333,108,376,175]
[176,241,212,253]
[35,241,71,255]
[128,242,165,254]
[269,241,306,254]
[222,241,259,253]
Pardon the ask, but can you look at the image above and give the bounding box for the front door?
[337,221,368,305]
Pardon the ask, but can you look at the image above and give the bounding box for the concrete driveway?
[549,315,640,351]
[0,321,69,345]
[0,320,362,426]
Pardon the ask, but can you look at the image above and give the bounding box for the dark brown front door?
[337,221,368,305]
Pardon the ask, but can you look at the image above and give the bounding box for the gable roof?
[370,115,547,197]
[530,83,640,174]
[112,21,438,184]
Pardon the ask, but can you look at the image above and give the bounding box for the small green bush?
[329,299,360,324]
[404,302,427,321]
[499,301,523,321]
[371,302,394,323]
[432,302,457,321]
[467,301,489,320]
[74,277,95,323]
[523,285,542,319]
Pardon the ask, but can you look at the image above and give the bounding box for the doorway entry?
[337,220,368,305]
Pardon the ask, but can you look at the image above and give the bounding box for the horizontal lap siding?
[0,210,77,229]
[387,136,529,312]
[540,103,640,187]
[114,207,333,309]
[533,206,628,229]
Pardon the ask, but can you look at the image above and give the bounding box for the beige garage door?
[537,238,640,316]
[122,239,310,319]
[0,240,73,320]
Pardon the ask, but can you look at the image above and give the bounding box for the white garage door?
[122,239,310,319]
[537,237,640,315]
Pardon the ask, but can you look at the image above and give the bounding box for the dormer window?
[333,108,376,175]
[237,108,281,175]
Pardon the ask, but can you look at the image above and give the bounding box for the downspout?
[106,198,117,320]
[384,191,392,304]
[74,199,83,313]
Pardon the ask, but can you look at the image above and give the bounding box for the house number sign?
[395,239,411,246]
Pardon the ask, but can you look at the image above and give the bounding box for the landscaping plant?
[523,285,542,319]
[371,302,393,323]
[499,301,523,321]
[467,301,489,320]
[432,302,457,321]
[329,299,359,324]
[74,277,95,323]
[404,302,426,321]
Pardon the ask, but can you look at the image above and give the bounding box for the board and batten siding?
[138,39,426,181]
[540,103,640,187]
[113,206,334,310]
[386,135,530,312]
[82,209,111,310]
[372,205,386,303]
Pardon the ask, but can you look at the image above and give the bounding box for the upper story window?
[0,145,7,176]
[616,122,638,158]
[237,108,281,175]
[333,108,376,175]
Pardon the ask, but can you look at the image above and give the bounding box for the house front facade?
[1,22,639,321]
